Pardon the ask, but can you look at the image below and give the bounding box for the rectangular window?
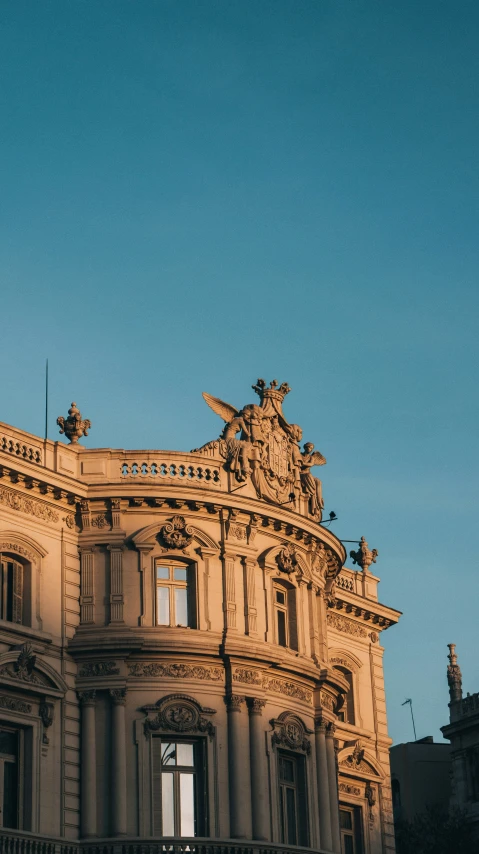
[0,725,21,829]
[152,738,206,837]
[278,751,308,847]
[273,583,289,648]
[340,805,363,854]
[0,557,24,624]
[155,562,194,628]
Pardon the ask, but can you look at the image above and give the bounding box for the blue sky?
[1,1,478,745]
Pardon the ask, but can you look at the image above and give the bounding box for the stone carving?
[225,694,246,712]
[129,662,223,681]
[233,668,262,685]
[327,612,368,638]
[57,402,91,445]
[271,712,312,755]
[65,514,76,529]
[143,694,216,737]
[39,700,54,744]
[109,688,127,705]
[248,698,266,714]
[0,694,32,714]
[0,542,36,563]
[91,514,108,529]
[319,691,335,712]
[370,631,379,643]
[365,781,376,822]
[447,643,462,702]
[78,690,96,705]
[0,486,59,523]
[339,782,361,796]
[276,543,298,575]
[79,661,120,677]
[195,379,326,517]
[350,537,378,573]
[263,676,312,703]
[160,516,193,549]
[0,644,48,687]
[330,656,353,669]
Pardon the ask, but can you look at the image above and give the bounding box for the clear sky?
[1,0,478,746]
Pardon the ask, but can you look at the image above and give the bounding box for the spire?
[447,643,462,702]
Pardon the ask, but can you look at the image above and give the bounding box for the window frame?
[277,749,308,847]
[152,736,207,838]
[334,667,355,725]
[339,804,363,854]
[272,580,298,651]
[0,723,24,830]
[154,560,195,628]
[0,555,24,625]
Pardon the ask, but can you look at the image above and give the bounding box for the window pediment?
[0,643,67,697]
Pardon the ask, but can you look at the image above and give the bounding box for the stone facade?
[0,380,400,854]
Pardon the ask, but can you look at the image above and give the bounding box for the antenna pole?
[402,698,417,740]
[44,359,49,441]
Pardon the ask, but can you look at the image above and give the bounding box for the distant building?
[0,380,401,854]
[390,736,451,823]
[441,644,479,833]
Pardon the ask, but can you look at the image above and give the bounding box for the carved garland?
[0,486,59,523]
[129,663,223,681]
[0,694,32,714]
[79,661,120,677]
[0,542,37,563]
[232,668,312,702]
[327,612,369,639]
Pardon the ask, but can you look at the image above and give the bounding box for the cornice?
[329,594,401,631]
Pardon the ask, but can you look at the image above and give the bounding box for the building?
[0,379,400,854]
[441,645,479,833]
[390,736,451,824]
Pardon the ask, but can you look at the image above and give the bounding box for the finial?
[350,536,378,573]
[447,643,462,702]
[56,402,91,445]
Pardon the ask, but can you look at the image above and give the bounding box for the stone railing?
[0,834,326,854]
[0,432,42,465]
[459,692,479,717]
[119,459,221,486]
[336,572,354,593]
[0,830,78,854]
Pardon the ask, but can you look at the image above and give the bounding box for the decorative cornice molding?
[79,661,120,678]
[0,694,32,714]
[0,485,59,523]
[232,667,313,702]
[327,612,369,638]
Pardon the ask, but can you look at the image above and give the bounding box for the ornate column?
[226,694,250,837]
[242,558,258,636]
[110,689,127,836]
[308,583,321,664]
[248,699,269,840]
[79,547,96,624]
[326,723,341,854]
[108,544,125,624]
[315,719,333,852]
[79,691,97,838]
[222,552,237,630]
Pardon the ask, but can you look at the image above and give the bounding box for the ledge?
[0,619,53,645]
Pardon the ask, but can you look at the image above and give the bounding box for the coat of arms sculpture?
[195,379,326,518]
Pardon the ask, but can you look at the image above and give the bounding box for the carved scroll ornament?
[160,516,193,549]
[271,712,312,755]
[143,694,216,737]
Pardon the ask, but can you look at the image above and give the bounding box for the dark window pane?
[157,587,170,625]
[285,787,297,845]
[161,772,174,835]
[161,743,176,766]
[275,590,285,605]
[277,609,287,646]
[340,809,353,830]
[175,587,188,626]
[343,835,355,854]
[0,730,17,757]
[176,743,194,767]
[156,566,169,579]
[279,757,295,783]
[174,568,187,581]
[3,760,18,828]
[179,773,195,836]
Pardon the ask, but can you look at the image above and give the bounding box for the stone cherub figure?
[290,425,326,515]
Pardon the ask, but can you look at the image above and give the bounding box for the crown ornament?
[252,379,291,405]
[57,402,91,445]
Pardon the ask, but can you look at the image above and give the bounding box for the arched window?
[273,581,298,651]
[334,666,355,725]
[155,560,196,628]
[0,554,25,625]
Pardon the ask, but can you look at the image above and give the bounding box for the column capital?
[109,688,127,706]
[107,543,126,552]
[248,698,266,716]
[78,690,96,706]
[315,719,328,735]
[225,694,246,712]
[326,721,336,738]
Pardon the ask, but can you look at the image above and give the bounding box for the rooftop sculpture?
[57,402,91,445]
[196,379,326,517]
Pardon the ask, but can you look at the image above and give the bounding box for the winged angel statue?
[194,379,326,517]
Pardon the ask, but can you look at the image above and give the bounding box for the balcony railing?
[0,832,327,854]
